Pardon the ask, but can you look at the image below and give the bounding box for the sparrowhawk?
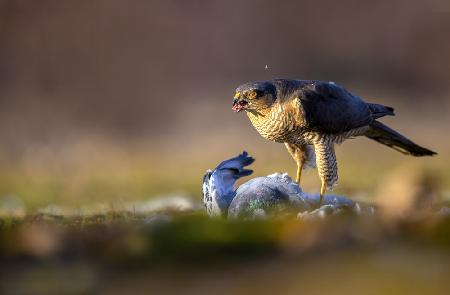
[232,79,436,205]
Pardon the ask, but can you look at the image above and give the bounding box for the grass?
[1,211,450,295]
[0,139,449,211]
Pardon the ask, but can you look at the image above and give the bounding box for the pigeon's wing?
[215,151,254,177]
[298,82,373,134]
[210,151,254,200]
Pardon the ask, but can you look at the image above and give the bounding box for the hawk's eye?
[247,90,258,100]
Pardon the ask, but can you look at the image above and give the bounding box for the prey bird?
[202,151,356,219]
[232,79,436,205]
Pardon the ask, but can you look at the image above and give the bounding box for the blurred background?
[1,0,450,210]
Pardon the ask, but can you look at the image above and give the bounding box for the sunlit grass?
[0,138,448,211]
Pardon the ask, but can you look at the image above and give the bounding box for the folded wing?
[299,82,374,134]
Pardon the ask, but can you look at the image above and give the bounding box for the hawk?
[232,79,436,205]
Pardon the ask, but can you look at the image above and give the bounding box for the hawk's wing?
[298,82,373,134]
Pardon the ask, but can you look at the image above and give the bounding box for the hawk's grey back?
[272,79,375,134]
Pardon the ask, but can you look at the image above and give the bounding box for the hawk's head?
[233,81,277,112]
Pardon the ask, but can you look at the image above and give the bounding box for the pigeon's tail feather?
[365,121,436,156]
[367,103,395,119]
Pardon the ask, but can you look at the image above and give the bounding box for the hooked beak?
[232,93,248,112]
[232,99,248,112]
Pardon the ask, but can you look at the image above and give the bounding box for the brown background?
[0,0,449,207]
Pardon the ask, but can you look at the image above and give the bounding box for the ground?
[1,208,450,295]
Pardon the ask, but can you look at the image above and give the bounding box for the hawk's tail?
[365,121,436,156]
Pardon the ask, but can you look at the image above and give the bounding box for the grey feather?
[227,173,312,219]
[367,103,395,119]
[295,81,373,134]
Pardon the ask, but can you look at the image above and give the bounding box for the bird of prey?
[232,79,436,205]
[202,151,356,219]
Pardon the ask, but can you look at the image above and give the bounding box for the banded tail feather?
[365,121,436,157]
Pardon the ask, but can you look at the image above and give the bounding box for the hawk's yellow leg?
[314,138,337,208]
[285,143,306,184]
[296,161,304,183]
[319,180,326,206]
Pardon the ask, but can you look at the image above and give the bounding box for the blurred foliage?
[0,212,450,294]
